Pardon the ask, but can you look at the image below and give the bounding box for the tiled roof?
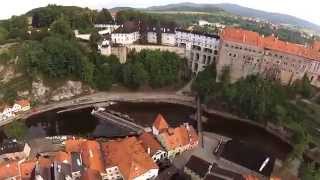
[0,161,20,179]
[138,132,164,156]
[20,160,36,179]
[54,151,71,164]
[80,169,102,180]
[153,114,169,132]
[221,27,320,60]
[65,139,86,153]
[243,175,260,180]
[186,125,199,145]
[16,100,30,107]
[102,137,158,180]
[38,156,52,168]
[161,125,190,150]
[185,156,210,178]
[81,140,104,173]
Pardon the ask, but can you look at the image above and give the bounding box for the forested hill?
[146,2,320,32]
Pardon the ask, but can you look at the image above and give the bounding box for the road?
[0,92,195,127]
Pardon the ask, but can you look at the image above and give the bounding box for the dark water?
[24,102,291,160]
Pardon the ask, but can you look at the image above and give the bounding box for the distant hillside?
[109,7,135,13]
[147,2,224,13]
[146,2,320,32]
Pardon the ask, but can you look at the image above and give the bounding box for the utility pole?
[196,95,204,148]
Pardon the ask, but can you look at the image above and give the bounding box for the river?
[24,102,291,160]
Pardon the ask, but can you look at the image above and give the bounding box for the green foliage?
[301,163,320,180]
[89,30,101,51]
[2,88,17,105]
[4,120,28,140]
[292,75,314,98]
[277,28,311,44]
[6,16,28,40]
[30,5,95,32]
[50,17,75,40]
[121,50,184,89]
[0,26,8,43]
[122,61,148,90]
[192,64,217,99]
[95,8,113,24]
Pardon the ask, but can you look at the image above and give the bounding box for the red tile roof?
[80,169,102,180]
[16,100,30,107]
[0,161,20,179]
[138,132,164,156]
[54,151,71,164]
[20,160,36,179]
[186,125,199,145]
[102,137,158,180]
[81,140,104,173]
[38,156,52,168]
[65,139,86,153]
[221,27,320,60]
[153,114,169,132]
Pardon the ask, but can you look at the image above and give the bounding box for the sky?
[0,0,319,26]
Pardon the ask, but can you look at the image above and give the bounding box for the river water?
[24,102,291,160]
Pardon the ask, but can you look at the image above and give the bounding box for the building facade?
[175,29,220,74]
[111,31,140,45]
[161,33,176,46]
[217,28,320,87]
[147,31,158,44]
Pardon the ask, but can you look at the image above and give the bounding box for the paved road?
[0,92,195,127]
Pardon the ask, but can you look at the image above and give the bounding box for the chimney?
[243,34,246,43]
[147,147,151,155]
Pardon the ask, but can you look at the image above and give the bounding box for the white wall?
[111,32,140,45]
[147,32,158,44]
[133,169,158,180]
[161,33,176,46]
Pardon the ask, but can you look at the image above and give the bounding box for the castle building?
[175,29,220,74]
[217,27,320,86]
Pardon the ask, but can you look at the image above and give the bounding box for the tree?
[3,88,17,105]
[0,26,8,42]
[50,17,74,40]
[4,121,28,140]
[301,163,320,180]
[89,30,101,51]
[7,16,28,39]
[95,8,113,24]
[292,75,313,98]
[93,63,113,90]
[122,62,148,89]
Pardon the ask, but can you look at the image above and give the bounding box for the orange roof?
[38,156,52,168]
[80,169,102,180]
[243,175,260,180]
[81,140,104,173]
[153,114,169,132]
[102,137,158,180]
[65,139,86,152]
[138,132,163,156]
[186,125,199,145]
[54,151,71,164]
[0,161,20,179]
[161,126,190,150]
[16,100,30,107]
[221,27,320,60]
[20,160,36,179]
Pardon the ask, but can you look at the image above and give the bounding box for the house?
[70,152,83,178]
[16,100,31,112]
[54,151,71,164]
[111,22,140,45]
[80,169,102,180]
[175,29,220,74]
[35,157,53,180]
[161,27,176,46]
[12,103,22,113]
[138,132,167,162]
[80,140,105,174]
[184,156,211,180]
[152,114,199,158]
[53,161,72,180]
[147,28,158,44]
[152,114,169,135]
[102,137,159,180]
[0,161,21,179]
[20,160,37,180]
[0,141,31,161]
[2,107,15,118]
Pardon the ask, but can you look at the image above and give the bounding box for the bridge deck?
[92,110,145,133]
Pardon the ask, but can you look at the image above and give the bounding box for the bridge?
[91,109,146,134]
